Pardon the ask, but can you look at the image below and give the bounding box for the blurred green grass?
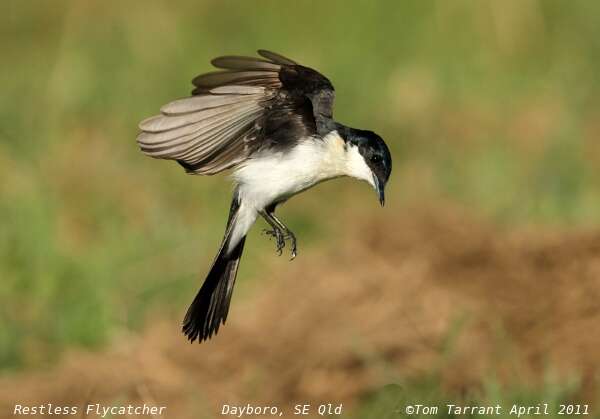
[352,317,591,418]
[1,0,599,398]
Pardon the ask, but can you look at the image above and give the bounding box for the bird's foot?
[262,228,297,259]
[263,227,285,256]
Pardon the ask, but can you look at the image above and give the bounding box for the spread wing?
[136,50,336,175]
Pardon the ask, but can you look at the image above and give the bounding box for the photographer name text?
[404,403,589,417]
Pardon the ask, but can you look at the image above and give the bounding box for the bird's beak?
[373,175,385,207]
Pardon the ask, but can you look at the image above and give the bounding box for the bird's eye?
[371,155,382,163]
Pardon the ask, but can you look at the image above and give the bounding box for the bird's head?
[339,127,392,206]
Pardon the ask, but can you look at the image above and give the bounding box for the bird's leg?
[260,210,286,256]
[260,210,297,260]
[269,212,297,260]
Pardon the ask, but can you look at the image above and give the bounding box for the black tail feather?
[182,195,246,343]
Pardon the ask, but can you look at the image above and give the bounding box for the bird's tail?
[182,194,246,343]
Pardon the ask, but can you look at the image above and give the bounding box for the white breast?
[233,132,350,210]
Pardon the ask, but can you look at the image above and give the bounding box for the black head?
[343,127,392,206]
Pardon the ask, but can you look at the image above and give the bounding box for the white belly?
[232,138,345,210]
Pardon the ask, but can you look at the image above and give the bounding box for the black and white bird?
[137,50,392,343]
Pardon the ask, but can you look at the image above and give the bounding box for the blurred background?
[1,0,600,417]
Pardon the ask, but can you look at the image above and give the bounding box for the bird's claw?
[263,228,285,256]
[263,227,297,259]
[286,232,297,260]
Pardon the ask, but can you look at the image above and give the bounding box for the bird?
[137,50,392,343]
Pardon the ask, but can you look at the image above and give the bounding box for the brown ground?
[2,207,600,418]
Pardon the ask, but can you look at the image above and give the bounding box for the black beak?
[373,175,385,207]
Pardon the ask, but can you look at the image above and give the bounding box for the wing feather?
[139,106,261,159]
[192,71,278,89]
[185,130,252,174]
[209,85,266,95]
[139,101,257,133]
[257,49,298,65]
[138,104,261,151]
[160,92,262,115]
[177,117,257,161]
[211,56,280,71]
